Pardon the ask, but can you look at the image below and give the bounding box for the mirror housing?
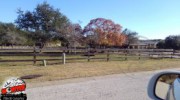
[147,71,180,100]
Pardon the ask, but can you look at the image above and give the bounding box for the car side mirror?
[148,71,180,100]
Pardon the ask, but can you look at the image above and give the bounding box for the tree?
[60,23,84,47]
[83,18,126,47]
[122,28,139,46]
[157,35,180,50]
[157,40,165,49]
[164,35,180,50]
[15,2,69,47]
[0,22,27,45]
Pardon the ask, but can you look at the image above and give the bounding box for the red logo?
[1,78,27,100]
[1,84,26,95]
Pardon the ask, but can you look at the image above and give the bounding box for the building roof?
[129,39,161,46]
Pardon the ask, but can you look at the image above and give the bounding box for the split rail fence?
[0,47,180,66]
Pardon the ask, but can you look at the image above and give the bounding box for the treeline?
[0,2,139,48]
[0,22,29,45]
[157,35,180,50]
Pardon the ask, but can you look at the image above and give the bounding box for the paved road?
[26,69,179,100]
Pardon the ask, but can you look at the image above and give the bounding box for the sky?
[0,0,180,39]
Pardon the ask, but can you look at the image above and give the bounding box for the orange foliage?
[95,28,127,46]
[84,18,127,46]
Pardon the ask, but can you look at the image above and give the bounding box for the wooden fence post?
[33,47,36,65]
[74,46,77,55]
[62,53,66,64]
[88,51,90,62]
[125,50,127,60]
[43,60,47,66]
[138,51,141,60]
[107,50,110,62]
[171,50,174,59]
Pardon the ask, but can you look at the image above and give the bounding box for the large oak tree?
[83,18,126,47]
[15,2,69,47]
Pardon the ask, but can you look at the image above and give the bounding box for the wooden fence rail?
[0,48,180,66]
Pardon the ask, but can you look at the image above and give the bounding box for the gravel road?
[26,69,180,100]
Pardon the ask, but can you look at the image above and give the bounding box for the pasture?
[0,47,180,86]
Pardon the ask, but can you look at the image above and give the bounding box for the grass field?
[0,58,180,86]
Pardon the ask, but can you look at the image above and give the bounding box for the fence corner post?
[62,53,66,64]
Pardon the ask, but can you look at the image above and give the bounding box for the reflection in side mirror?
[155,74,180,100]
[173,78,180,100]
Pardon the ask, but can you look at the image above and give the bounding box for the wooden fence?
[0,47,180,66]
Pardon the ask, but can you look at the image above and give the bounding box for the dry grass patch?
[0,59,180,86]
